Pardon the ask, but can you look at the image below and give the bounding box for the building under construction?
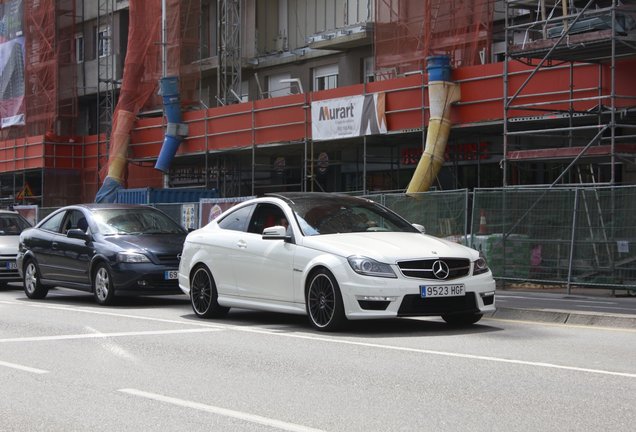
[0,0,635,207]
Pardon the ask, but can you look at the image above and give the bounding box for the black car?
[17,204,187,305]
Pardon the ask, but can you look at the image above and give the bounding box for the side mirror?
[262,225,290,241]
[412,223,426,234]
[67,228,91,241]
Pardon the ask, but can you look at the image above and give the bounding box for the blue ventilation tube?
[426,55,451,82]
[155,76,188,173]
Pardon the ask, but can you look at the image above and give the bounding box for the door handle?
[51,242,59,250]
[236,240,247,249]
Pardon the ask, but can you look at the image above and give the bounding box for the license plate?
[164,270,178,280]
[5,261,16,270]
[420,284,465,298]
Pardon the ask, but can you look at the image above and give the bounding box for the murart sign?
[311,93,387,141]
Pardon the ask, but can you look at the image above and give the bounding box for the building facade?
[0,0,635,207]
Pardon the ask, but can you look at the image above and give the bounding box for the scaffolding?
[501,0,636,291]
[503,0,636,186]
[217,0,241,105]
[374,0,495,79]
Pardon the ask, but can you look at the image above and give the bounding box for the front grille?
[154,253,180,265]
[397,258,470,280]
[397,293,478,316]
[0,258,19,281]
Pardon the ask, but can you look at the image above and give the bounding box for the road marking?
[498,295,617,305]
[118,388,326,432]
[0,360,48,374]
[0,328,222,343]
[3,300,636,378]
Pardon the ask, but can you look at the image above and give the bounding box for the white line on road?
[118,388,326,432]
[3,300,636,379]
[497,296,617,305]
[0,360,48,374]
[0,328,222,343]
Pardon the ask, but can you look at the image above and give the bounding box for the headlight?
[348,256,396,278]
[117,252,150,263]
[473,251,489,275]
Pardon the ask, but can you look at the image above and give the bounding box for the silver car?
[0,210,32,287]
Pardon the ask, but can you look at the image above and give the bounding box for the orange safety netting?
[375,0,495,79]
[101,0,201,185]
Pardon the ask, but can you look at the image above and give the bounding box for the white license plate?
[164,270,178,280]
[420,284,465,298]
[5,261,17,270]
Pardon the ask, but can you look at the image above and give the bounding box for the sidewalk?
[487,284,636,329]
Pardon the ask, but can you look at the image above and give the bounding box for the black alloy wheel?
[23,260,49,299]
[306,269,346,331]
[190,265,229,318]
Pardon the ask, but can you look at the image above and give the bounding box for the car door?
[29,210,66,280]
[233,203,295,302]
[209,204,256,297]
[52,209,94,286]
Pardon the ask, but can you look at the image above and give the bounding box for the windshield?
[288,196,419,236]
[0,213,31,235]
[92,208,186,235]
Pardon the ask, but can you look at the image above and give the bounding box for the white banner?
[311,93,387,141]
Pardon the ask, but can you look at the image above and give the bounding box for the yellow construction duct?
[407,65,460,194]
[107,110,137,183]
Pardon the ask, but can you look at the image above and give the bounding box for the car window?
[217,204,254,232]
[93,207,186,235]
[62,210,88,234]
[39,211,66,233]
[0,213,30,235]
[290,196,419,236]
[247,203,287,234]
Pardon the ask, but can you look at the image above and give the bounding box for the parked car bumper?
[109,262,183,295]
[336,269,496,320]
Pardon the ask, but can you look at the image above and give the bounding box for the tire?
[23,260,49,299]
[306,268,346,332]
[93,263,116,306]
[442,312,483,326]
[190,265,229,318]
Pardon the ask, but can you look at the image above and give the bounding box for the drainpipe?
[406,55,460,194]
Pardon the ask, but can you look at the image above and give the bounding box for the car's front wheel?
[93,263,115,306]
[23,260,49,299]
[442,312,483,326]
[306,268,346,332]
[190,265,229,318]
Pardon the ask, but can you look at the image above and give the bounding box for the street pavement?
[492,285,636,329]
[5,282,636,329]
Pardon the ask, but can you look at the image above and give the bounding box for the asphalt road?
[1,287,635,432]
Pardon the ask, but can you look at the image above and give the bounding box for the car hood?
[301,232,478,263]
[0,235,20,255]
[103,233,186,254]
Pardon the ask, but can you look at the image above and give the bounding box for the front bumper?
[110,262,183,295]
[0,254,20,283]
[337,270,496,320]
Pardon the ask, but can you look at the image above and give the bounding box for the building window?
[363,57,375,83]
[268,72,291,98]
[97,27,110,58]
[75,34,84,63]
[313,64,338,91]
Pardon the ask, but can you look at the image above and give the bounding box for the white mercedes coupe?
[178,193,495,331]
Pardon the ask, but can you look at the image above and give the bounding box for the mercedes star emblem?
[432,260,450,280]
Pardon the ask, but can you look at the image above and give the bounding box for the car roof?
[265,192,370,205]
[60,203,154,211]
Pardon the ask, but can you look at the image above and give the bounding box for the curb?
[485,307,636,330]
